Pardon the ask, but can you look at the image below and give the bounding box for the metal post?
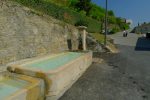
[104,0,108,46]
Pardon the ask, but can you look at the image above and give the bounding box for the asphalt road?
[60,32,150,100]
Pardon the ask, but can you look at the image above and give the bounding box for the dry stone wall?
[0,0,79,71]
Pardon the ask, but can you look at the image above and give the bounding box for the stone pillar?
[78,26,87,51]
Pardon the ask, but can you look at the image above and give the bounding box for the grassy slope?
[90,33,105,44]
[13,0,101,33]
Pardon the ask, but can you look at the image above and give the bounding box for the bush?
[109,27,120,34]
[75,20,88,27]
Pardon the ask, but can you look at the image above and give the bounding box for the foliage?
[14,0,101,32]
[45,0,69,6]
[108,16,116,24]
[116,17,130,30]
[88,3,105,21]
[120,23,130,30]
[108,10,114,16]
[14,0,129,33]
[78,10,86,16]
[75,20,88,27]
[75,0,92,15]
[50,0,130,32]
[90,33,105,43]
[68,0,79,8]
[110,27,120,34]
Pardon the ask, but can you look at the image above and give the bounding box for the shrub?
[110,27,120,34]
[75,20,88,27]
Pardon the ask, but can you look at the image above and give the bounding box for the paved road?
[108,32,150,99]
[60,32,150,100]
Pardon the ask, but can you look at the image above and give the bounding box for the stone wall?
[0,0,79,71]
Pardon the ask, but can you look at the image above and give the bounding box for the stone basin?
[7,51,92,100]
[0,72,45,100]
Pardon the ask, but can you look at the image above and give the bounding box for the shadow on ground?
[135,37,150,51]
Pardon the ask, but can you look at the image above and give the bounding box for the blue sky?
[92,0,150,27]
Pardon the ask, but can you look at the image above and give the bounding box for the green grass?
[90,33,105,44]
[90,33,114,44]
[13,0,101,33]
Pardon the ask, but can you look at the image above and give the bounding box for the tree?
[108,10,114,16]
[108,16,116,24]
[116,17,130,30]
[68,0,79,8]
[51,0,69,6]
[88,3,105,20]
[75,0,92,15]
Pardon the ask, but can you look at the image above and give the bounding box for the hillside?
[49,0,130,32]
[13,0,130,33]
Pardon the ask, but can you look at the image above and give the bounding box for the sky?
[92,0,150,27]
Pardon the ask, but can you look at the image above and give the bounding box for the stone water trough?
[0,72,45,100]
[7,51,92,100]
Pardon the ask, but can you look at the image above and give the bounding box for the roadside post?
[104,0,108,46]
